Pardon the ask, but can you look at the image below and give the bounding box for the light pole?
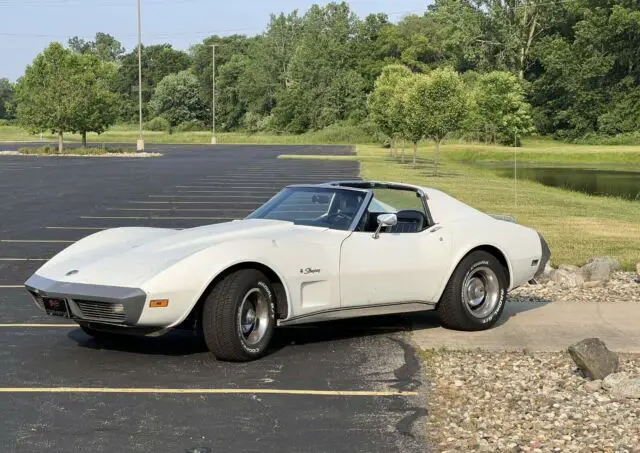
[136,0,144,151]
[211,44,216,145]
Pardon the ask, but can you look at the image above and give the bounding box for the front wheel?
[437,251,507,331]
[202,269,275,362]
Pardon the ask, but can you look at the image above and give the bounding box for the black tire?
[437,251,507,331]
[202,269,276,362]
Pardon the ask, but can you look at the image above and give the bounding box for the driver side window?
[358,189,429,234]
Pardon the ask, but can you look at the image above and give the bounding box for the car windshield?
[246,186,367,231]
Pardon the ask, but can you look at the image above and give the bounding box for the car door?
[339,224,452,307]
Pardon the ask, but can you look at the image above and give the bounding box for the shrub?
[145,116,170,132]
[304,123,376,144]
[174,120,206,132]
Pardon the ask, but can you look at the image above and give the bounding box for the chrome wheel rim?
[462,266,500,319]
[239,288,269,345]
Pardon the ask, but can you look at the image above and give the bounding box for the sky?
[0,0,428,82]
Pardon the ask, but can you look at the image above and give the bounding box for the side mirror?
[373,213,397,239]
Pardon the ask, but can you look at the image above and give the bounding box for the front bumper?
[24,274,147,325]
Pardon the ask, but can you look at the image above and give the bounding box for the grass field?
[357,144,640,270]
[0,125,371,146]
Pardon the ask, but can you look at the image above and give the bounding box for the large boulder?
[550,269,584,287]
[581,256,620,282]
[568,338,619,380]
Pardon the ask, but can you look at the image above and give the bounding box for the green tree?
[148,70,208,130]
[273,2,366,131]
[15,43,81,153]
[69,33,125,62]
[475,71,535,145]
[239,12,303,119]
[113,44,191,121]
[70,54,119,147]
[190,34,252,118]
[532,1,640,138]
[403,69,467,173]
[0,78,15,119]
[367,64,412,153]
[216,54,249,130]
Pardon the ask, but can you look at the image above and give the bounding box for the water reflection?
[494,167,640,200]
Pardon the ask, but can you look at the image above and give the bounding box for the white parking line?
[46,226,107,230]
[107,208,251,212]
[148,195,269,199]
[177,185,276,190]
[175,190,274,194]
[0,387,417,397]
[0,240,75,243]
[0,285,24,289]
[128,201,260,205]
[0,258,48,261]
[0,324,77,328]
[79,216,238,220]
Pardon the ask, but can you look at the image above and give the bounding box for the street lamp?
[211,44,216,145]
[136,0,144,151]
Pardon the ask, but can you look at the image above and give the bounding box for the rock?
[609,378,640,399]
[551,269,585,287]
[568,338,619,380]
[534,263,554,284]
[584,380,602,393]
[559,264,580,272]
[602,372,630,390]
[582,280,603,288]
[581,256,620,282]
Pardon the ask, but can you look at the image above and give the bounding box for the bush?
[174,120,206,132]
[303,123,376,144]
[573,132,640,146]
[145,116,170,132]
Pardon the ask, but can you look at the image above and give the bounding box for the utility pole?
[211,44,216,145]
[136,0,144,151]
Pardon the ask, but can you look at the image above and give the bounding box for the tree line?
[1,0,639,150]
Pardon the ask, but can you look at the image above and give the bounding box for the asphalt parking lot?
[0,144,428,452]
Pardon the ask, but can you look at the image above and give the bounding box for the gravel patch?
[422,349,640,452]
[509,272,640,304]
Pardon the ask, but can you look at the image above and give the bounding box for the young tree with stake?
[367,64,412,157]
[404,68,467,174]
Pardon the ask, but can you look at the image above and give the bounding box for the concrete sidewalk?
[411,302,640,353]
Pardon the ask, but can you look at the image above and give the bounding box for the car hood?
[36,219,296,287]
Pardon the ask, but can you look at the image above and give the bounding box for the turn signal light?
[149,299,169,308]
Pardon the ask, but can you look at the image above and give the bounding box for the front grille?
[74,300,126,323]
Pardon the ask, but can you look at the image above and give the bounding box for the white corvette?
[25,181,550,361]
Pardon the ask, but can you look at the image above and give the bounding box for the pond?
[493,167,640,200]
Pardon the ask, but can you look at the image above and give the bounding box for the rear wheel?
[202,269,275,362]
[437,251,507,331]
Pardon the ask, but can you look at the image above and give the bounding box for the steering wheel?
[326,211,351,226]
